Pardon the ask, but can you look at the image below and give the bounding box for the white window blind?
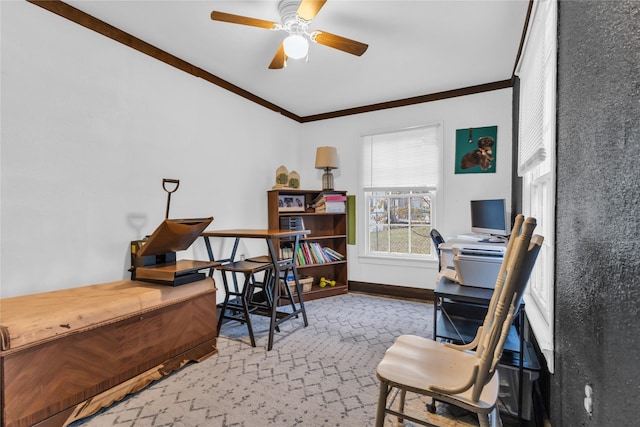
[516,0,556,176]
[362,125,440,190]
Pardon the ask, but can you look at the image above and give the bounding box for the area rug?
[70,293,480,427]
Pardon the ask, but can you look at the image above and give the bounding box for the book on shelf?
[323,246,346,261]
[314,199,345,207]
[312,192,345,204]
[293,242,345,265]
[311,242,330,263]
[302,242,313,264]
[311,191,347,213]
[305,242,317,263]
[296,247,306,265]
[313,245,325,264]
[280,245,294,259]
[315,200,346,213]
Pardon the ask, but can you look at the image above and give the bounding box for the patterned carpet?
[70,293,486,427]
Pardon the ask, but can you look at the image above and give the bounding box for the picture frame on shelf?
[278,194,305,212]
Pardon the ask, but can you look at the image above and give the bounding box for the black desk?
[433,277,540,421]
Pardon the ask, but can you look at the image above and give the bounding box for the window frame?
[359,123,443,265]
[516,0,557,373]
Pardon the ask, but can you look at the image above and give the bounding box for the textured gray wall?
[554,1,640,425]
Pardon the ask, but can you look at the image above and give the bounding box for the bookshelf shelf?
[268,189,348,302]
[304,234,347,240]
[297,260,347,269]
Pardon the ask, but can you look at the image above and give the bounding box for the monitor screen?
[470,199,509,236]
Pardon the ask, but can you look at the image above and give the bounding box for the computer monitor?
[470,199,509,237]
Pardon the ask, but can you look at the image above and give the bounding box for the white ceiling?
[65,0,530,118]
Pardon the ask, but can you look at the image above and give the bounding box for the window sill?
[358,254,436,269]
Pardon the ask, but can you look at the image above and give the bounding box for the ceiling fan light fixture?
[211,0,368,69]
[283,34,308,59]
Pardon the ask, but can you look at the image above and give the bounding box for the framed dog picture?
[455,126,498,174]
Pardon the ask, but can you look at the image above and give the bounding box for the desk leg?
[265,235,308,351]
[518,309,525,424]
[228,238,241,293]
[433,294,439,341]
[291,234,308,327]
[203,236,215,278]
[428,293,440,414]
[267,238,281,351]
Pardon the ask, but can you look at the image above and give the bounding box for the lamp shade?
[315,146,339,170]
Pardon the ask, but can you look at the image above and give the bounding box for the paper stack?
[314,192,346,213]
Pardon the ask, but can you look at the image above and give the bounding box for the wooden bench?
[0,278,217,427]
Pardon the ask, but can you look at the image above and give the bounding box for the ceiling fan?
[210,0,368,69]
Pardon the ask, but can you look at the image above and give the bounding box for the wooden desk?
[201,229,310,350]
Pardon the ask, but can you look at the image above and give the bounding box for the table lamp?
[315,146,338,190]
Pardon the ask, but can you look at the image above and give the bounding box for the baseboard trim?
[348,281,434,302]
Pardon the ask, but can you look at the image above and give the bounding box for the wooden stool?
[216,260,273,347]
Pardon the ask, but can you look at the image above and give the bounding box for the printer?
[451,243,505,289]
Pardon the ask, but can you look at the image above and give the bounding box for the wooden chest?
[0,278,217,427]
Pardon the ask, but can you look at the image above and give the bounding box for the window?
[361,124,442,260]
[367,190,434,255]
[516,0,556,373]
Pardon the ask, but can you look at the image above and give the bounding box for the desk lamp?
[315,146,338,191]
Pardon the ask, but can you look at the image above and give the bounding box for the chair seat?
[376,334,499,414]
[245,255,272,263]
[216,260,272,273]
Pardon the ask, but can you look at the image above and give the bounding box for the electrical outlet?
[239,253,245,261]
[584,384,593,417]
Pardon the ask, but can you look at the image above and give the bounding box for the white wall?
[0,2,300,298]
[298,90,513,289]
[0,1,512,298]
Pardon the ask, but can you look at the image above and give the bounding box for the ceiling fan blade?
[210,11,279,29]
[311,31,369,56]
[269,44,287,69]
[296,0,327,21]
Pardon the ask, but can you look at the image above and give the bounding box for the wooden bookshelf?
[268,189,348,302]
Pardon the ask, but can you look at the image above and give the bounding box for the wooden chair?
[375,215,543,427]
